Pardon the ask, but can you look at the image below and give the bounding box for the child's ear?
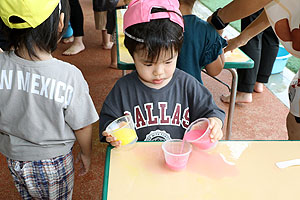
[58,13,65,33]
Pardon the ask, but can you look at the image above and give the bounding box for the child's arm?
[205,49,225,77]
[74,124,93,176]
[208,117,223,142]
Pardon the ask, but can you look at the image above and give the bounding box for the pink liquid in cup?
[166,159,188,171]
[184,118,217,150]
[184,129,216,150]
[162,139,192,171]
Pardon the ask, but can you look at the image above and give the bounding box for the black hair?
[124,7,184,63]
[0,0,70,59]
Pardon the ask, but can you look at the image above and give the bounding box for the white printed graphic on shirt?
[0,69,73,107]
[131,102,190,130]
[144,130,171,141]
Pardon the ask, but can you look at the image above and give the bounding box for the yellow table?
[115,9,254,139]
[103,141,300,200]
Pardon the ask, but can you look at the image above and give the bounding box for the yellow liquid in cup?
[112,128,137,146]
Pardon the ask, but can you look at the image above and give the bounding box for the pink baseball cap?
[123,0,184,31]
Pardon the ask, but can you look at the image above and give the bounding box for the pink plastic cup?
[162,139,192,171]
[184,118,217,150]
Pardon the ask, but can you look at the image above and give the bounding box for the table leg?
[225,68,238,140]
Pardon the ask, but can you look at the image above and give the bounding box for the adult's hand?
[224,10,270,53]
[224,36,247,53]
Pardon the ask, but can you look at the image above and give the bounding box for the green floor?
[200,0,300,73]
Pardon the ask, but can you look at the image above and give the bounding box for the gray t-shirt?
[0,51,99,161]
[99,69,225,142]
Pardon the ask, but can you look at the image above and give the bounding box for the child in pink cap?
[99,0,225,146]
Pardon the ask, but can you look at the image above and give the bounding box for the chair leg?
[226,68,238,140]
[201,70,231,92]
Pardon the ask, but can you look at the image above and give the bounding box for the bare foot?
[102,42,114,50]
[62,38,85,56]
[220,92,252,103]
[62,36,74,44]
[254,82,264,93]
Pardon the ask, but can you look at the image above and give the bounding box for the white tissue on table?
[276,159,300,169]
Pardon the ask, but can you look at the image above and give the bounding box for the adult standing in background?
[221,9,279,103]
[93,10,113,50]
[63,0,85,55]
[207,0,300,139]
[93,0,131,68]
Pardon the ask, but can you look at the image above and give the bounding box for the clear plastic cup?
[106,115,138,148]
[184,118,217,150]
[162,139,192,171]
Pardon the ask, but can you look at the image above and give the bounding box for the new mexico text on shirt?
[0,70,73,107]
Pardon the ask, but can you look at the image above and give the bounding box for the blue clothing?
[63,22,73,39]
[177,15,227,83]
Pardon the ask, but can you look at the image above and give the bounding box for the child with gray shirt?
[99,0,225,147]
[0,0,98,199]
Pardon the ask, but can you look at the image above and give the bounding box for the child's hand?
[208,117,223,142]
[76,151,91,176]
[102,131,121,147]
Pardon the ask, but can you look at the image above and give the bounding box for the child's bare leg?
[109,44,118,69]
[62,36,85,56]
[254,82,264,93]
[102,30,113,50]
[220,91,252,103]
[0,48,3,53]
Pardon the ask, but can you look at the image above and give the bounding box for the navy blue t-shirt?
[99,69,225,142]
[177,15,227,83]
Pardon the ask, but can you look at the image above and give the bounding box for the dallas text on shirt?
[124,102,190,130]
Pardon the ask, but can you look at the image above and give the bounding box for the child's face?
[133,49,178,89]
